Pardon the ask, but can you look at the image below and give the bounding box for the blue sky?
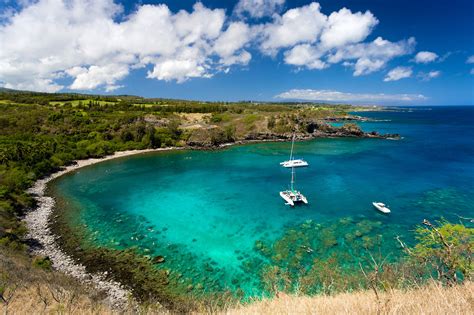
[0,0,473,104]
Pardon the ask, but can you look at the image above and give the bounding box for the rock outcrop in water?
[186,120,400,148]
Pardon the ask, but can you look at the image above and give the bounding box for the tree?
[399,219,473,285]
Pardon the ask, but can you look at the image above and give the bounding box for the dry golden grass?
[1,284,113,315]
[179,113,211,123]
[2,281,472,314]
[223,281,474,315]
[0,249,116,315]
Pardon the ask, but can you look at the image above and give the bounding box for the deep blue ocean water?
[51,106,474,296]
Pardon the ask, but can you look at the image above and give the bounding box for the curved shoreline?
[23,147,183,308]
[21,132,397,308]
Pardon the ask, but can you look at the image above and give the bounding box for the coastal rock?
[324,115,370,122]
[153,255,165,264]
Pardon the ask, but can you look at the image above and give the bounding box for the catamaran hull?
[280,191,294,206]
[282,163,308,168]
[280,191,308,206]
[280,160,309,168]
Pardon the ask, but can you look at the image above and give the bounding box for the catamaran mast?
[290,166,295,191]
[289,134,295,161]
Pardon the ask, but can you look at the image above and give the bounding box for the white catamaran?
[280,134,309,168]
[280,166,308,206]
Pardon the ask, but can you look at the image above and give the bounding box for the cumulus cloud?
[258,3,410,75]
[0,0,420,92]
[328,37,416,76]
[384,66,413,82]
[417,70,441,81]
[283,44,327,69]
[319,8,378,49]
[0,0,251,91]
[413,51,438,63]
[259,2,327,54]
[234,0,285,19]
[67,64,129,90]
[275,89,427,102]
[213,22,252,66]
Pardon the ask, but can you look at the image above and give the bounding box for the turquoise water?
[51,106,474,296]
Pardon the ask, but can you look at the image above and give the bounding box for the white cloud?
[319,8,378,49]
[328,37,416,76]
[283,44,327,69]
[105,84,124,92]
[1,78,63,93]
[275,89,427,102]
[417,70,441,81]
[213,22,252,65]
[467,56,474,74]
[147,59,210,83]
[0,0,250,91]
[234,0,285,19]
[413,51,438,63]
[0,0,420,92]
[68,64,129,90]
[384,66,413,82]
[259,3,410,74]
[259,2,327,54]
[353,58,385,76]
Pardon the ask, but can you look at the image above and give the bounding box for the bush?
[409,220,473,285]
[32,256,52,270]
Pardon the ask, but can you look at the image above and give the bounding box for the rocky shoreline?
[190,123,400,148]
[23,148,182,309]
[22,130,399,307]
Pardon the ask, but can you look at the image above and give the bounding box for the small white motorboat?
[372,202,391,214]
[280,159,309,168]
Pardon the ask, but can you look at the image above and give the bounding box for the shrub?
[32,256,52,271]
[408,219,473,285]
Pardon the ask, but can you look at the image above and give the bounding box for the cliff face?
[185,120,400,148]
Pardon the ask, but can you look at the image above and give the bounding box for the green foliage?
[267,115,276,129]
[243,114,260,125]
[224,124,236,142]
[209,112,232,123]
[410,220,473,284]
[0,236,28,251]
[32,256,52,270]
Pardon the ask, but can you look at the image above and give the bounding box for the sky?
[0,0,473,105]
